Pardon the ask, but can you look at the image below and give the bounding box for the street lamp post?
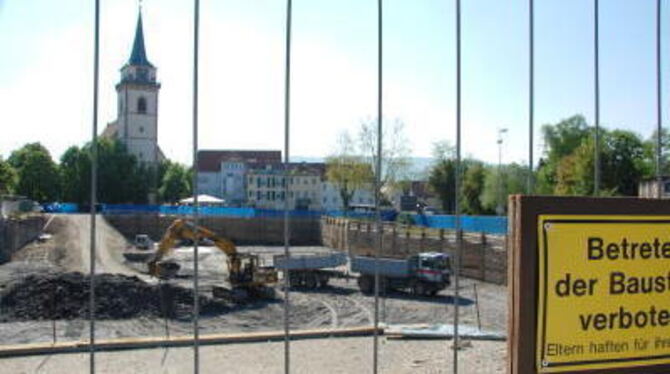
[497,128,508,215]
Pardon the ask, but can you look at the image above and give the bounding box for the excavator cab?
[147,219,278,302]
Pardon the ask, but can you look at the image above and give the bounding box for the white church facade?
[102,11,164,164]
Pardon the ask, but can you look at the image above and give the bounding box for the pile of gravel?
[0,272,230,321]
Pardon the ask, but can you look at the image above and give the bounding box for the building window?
[137,97,147,113]
[139,126,144,133]
[257,191,262,200]
[664,182,670,194]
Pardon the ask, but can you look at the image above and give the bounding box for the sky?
[1,0,668,167]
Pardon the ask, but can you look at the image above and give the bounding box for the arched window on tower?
[137,97,147,114]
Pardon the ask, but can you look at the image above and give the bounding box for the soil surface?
[0,214,507,347]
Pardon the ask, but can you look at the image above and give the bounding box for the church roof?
[128,12,153,67]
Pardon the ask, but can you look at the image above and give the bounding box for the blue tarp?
[43,203,79,213]
[43,203,508,234]
[415,214,507,235]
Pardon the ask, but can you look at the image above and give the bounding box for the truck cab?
[134,234,153,250]
[413,252,451,287]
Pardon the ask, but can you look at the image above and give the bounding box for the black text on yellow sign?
[537,215,670,373]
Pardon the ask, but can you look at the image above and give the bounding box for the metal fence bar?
[372,1,383,373]
[88,0,100,372]
[452,0,462,372]
[594,0,600,196]
[192,0,201,372]
[657,0,663,199]
[283,1,293,373]
[528,0,534,194]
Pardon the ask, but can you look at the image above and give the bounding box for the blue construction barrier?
[43,203,79,213]
[325,210,398,221]
[43,203,506,234]
[415,214,507,235]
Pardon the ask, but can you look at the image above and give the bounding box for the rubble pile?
[0,272,229,320]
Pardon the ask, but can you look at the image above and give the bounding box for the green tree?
[159,162,192,203]
[0,157,18,195]
[60,146,89,204]
[644,128,670,177]
[536,115,590,194]
[59,139,158,204]
[8,143,61,202]
[481,163,530,214]
[326,131,372,211]
[555,129,646,196]
[461,161,486,215]
[428,158,457,213]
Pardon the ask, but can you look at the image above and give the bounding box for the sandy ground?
[0,214,508,372]
[0,338,507,374]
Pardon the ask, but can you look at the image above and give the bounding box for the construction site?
[0,213,508,372]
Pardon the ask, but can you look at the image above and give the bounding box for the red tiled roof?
[197,150,282,172]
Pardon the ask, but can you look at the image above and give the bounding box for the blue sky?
[0,0,668,167]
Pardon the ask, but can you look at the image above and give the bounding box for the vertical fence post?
[657,0,663,198]
[283,1,293,373]
[593,0,600,196]
[373,1,383,373]
[191,0,200,372]
[89,0,100,372]
[453,0,462,371]
[528,0,534,194]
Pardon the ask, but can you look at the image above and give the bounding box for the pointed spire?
[128,11,153,67]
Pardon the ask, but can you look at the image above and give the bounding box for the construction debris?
[0,272,230,321]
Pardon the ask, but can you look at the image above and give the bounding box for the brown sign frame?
[507,195,670,374]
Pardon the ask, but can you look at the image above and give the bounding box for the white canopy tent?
[179,194,226,206]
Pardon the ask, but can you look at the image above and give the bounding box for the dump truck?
[274,251,451,297]
[352,253,451,296]
[274,252,348,289]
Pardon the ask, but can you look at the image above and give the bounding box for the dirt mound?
[0,272,230,321]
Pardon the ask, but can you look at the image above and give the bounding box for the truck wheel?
[304,273,318,289]
[428,289,438,297]
[318,275,329,288]
[289,273,302,288]
[412,282,425,296]
[358,276,373,294]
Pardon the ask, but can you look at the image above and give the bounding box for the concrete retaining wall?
[104,214,322,246]
[321,217,507,285]
[0,215,46,264]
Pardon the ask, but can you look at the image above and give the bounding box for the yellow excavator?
[146,219,278,301]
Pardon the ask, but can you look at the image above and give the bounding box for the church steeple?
[128,12,153,67]
[112,4,162,166]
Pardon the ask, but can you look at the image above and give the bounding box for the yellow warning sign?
[537,215,670,373]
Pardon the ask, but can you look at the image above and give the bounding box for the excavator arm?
[147,219,241,277]
[147,218,277,301]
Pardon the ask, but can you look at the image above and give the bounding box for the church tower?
[115,11,161,164]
